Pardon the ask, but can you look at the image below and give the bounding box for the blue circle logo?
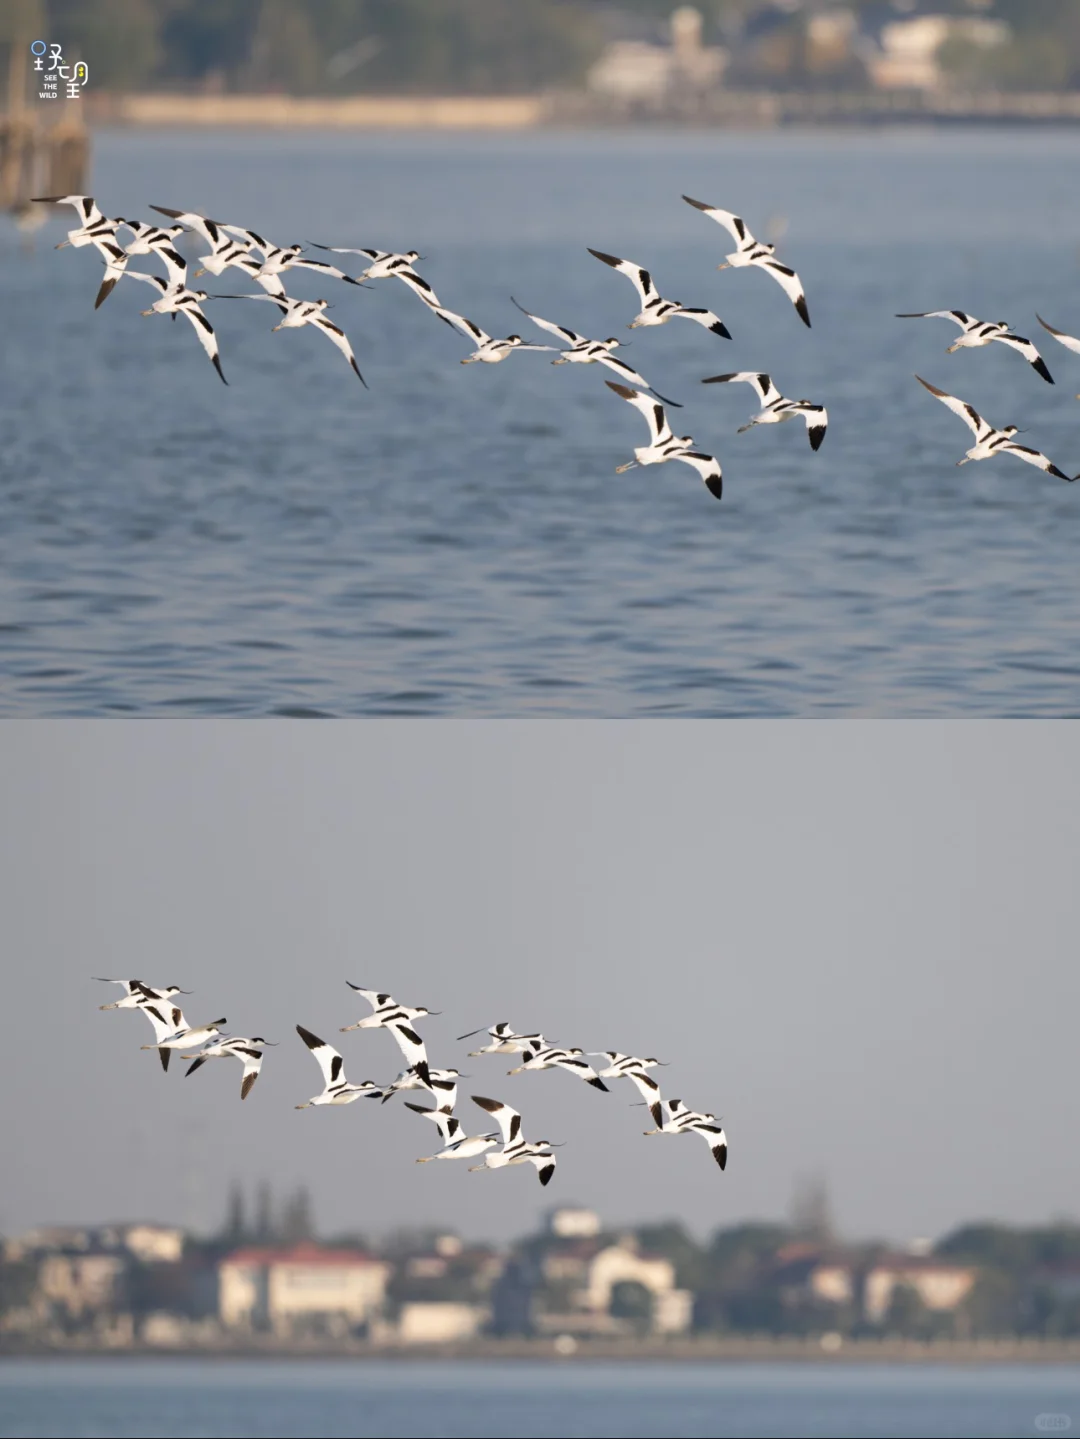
[30,40,47,56]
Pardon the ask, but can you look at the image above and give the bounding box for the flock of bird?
[96,978,728,1188]
[36,190,1080,500]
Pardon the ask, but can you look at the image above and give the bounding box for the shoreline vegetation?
[4,1336,1080,1364]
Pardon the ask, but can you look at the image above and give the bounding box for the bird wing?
[672,450,724,502]
[432,304,490,348]
[296,1024,347,1089]
[289,257,360,284]
[35,194,103,226]
[95,978,140,993]
[388,1021,429,1078]
[311,317,368,387]
[692,1122,728,1168]
[759,258,810,327]
[119,270,168,293]
[395,269,442,310]
[139,1000,185,1043]
[552,1055,607,1087]
[1036,315,1080,356]
[471,1094,521,1147]
[587,249,656,308]
[405,1103,460,1144]
[915,375,990,440]
[231,1047,264,1100]
[1000,442,1070,480]
[625,1069,664,1126]
[896,310,973,330]
[222,224,271,256]
[605,380,673,446]
[345,985,392,1010]
[594,353,670,401]
[994,332,1054,382]
[155,246,188,289]
[701,371,780,406]
[510,296,584,346]
[149,207,220,246]
[228,257,286,295]
[682,195,754,246]
[797,403,828,450]
[180,306,228,385]
[671,308,730,338]
[308,244,381,260]
[528,1153,556,1186]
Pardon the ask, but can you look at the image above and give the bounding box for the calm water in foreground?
[5,127,1080,714]
[1,1359,1078,1438]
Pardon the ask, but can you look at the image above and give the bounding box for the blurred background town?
[3,1182,1080,1356]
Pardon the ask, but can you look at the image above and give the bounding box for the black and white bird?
[217,224,363,289]
[308,244,443,309]
[132,999,189,1072]
[341,986,439,1032]
[431,303,556,364]
[408,1104,500,1164]
[507,1046,609,1090]
[148,206,287,297]
[588,1052,668,1124]
[682,195,810,328]
[915,376,1074,480]
[381,1066,462,1111]
[702,372,827,450]
[183,1036,275,1100]
[897,311,1053,383]
[34,194,123,255]
[457,1022,547,1057]
[467,1095,559,1185]
[96,978,191,1010]
[644,1097,728,1170]
[294,1025,383,1108]
[140,1010,227,1058]
[121,248,229,384]
[213,294,365,384]
[1036,315,1080,397]
[606,381,724,502]
[92,219,186,308]
[510,297,680,404]
[588,249,730,337]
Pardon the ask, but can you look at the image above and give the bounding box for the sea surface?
[4,126,1080,715]
[1,1358,1079,1438]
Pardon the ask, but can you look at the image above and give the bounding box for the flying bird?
[915,376,1074,480]
[96,979,191,1010]
[588,249,730,337]
[467,1095,559,1185]
[588,1052,668,1125]
[408,1104,500,1165]
[183,1035,275,1100]
[1036,315,1080,397]
[645,1097,728,1170]
[896,311,1053,383]
[457,1022,547,1058]
[432,303,557,364]
[606,381,724,502]
[702,372,827,450]
[507,1046,609,1090]
[510,297,681,404]
[212,294,365,384]
[682,195,810,327]
[294,1025,383,1108]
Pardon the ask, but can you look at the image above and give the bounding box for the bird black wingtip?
[681,194,710,211]
[796,297,811,328]
[712,321,732,340]
[705,477,724,503]
[1033,357,1055,384]
[588,1076,609,1092]
[587,247,620,267]
[701,373,736,385]
[605,379,636,398]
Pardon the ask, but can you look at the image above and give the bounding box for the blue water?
[0,1358,1078,1438]
[5,126,1080,714]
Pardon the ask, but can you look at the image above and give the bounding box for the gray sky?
[1,723,1077,1248]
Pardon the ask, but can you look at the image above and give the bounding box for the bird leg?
[615,460,639,474]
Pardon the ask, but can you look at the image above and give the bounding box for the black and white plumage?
[467,1095,558,1185]
[340,986,438,1032]
[122,250,228,385]
[897,311,1053,384]
[431,304,556,364]
[915,376,1074,480]
[587,249,730,338]
[213,294,365,385]
[96,978,191,1011]
[216,226,363,289]
[702,372,827,450]
[183,1036,274,1100]
[133,999,188,1072]
[507,1046,609,1091]
[644,1097,728,1170]
[510,297,681,405]
[381,1066,462,1111]
[93,220,186,309]
[1036,316,1080,398]
[33,194,123,256]
[309,245,443,310]
[682,195,810,328]
[606,381,724,502]
[140,1011,227,1056]
[589,1052,668,1125]
[148,206,287,297]
[294,1025,383,1108]
[457,1022,547,1058]
[408,1103,500,1164]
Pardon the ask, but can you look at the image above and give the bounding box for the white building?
[582,1238,693,1335]
[863,1256,976,1323]
[397,1301,487,1344]
[587,7,727,108]
[219,1243,390,1336]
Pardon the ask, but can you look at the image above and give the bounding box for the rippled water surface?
[2,1358,1079,1438]
[5,126,1080,715]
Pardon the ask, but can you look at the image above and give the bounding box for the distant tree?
[47,0,160,89]
[221,1182,246,1247]
[279,1185,315,1244]
[253,1180,274,1244]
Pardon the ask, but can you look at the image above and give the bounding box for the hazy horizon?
[1,722,1077,1248]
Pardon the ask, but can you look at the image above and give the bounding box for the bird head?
[194,290,209,301]
[1002,424,1020,437]
[507,335,523,345]
[405,250,420,262]
[289,243,304,254]
[603,338,622,349]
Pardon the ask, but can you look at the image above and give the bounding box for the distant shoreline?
[5,1337,1080,1365]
